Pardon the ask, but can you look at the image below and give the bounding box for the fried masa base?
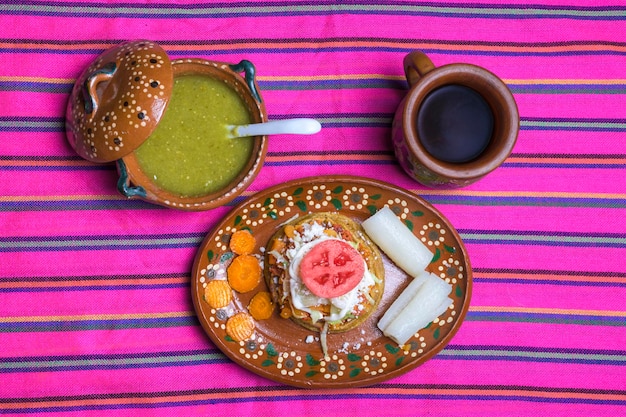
[264,212,385,333]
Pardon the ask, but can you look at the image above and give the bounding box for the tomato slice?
[299,239,365,298]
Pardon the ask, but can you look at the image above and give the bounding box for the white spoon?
[227,118,321,138]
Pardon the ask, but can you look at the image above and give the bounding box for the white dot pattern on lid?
[67,40,173,163]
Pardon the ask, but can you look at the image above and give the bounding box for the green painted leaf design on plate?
[293,187,304,196]
[306,353,320,366]
[296,201,307,211]
[331,198,342,210]
[430,248,441,263]
[385,344,401,355]
[266,343,278,357]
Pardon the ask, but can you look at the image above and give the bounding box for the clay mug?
[392,51,519,188]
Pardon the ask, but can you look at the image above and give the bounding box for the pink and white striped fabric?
[0,1,624,415]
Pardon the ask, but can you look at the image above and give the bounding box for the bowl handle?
[229,60,262,103]
[116,160,147,199]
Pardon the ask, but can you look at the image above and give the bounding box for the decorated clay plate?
[191,176,472,388]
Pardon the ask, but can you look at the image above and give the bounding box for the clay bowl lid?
[66,40,173,163]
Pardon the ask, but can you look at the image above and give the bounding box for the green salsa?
[134,74,253,197]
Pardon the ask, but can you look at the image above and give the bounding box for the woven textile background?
[0,1,625,415]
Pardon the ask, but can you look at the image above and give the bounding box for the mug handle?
[403,51,436,87]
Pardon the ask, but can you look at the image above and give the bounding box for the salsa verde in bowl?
[66,40,268,211]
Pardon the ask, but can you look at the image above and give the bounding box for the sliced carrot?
[225,312,255,342]
[248,291,275,320]
[204,280,232,309]
[227,254,261,293]
[229,229,256,255]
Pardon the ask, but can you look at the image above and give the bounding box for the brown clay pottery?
[66,40,268,210]
[191,175,472,388]
[392,51,519,188]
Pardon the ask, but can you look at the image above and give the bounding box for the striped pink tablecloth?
[1,1,625,415]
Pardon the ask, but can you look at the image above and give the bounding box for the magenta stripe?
[1,0,625,414]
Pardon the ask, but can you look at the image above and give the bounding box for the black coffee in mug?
[416,84,494,164]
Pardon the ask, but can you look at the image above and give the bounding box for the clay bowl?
[66,40,268,211]
[118,58,268,210]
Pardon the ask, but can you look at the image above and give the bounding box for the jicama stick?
[380,273,452,345]
[361,206,433,277]
[384,296,453,345]
[377,270,429,331]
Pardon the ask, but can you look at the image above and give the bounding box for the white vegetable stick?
[377,270,429,331]
[382,273,451,339]
[384,296,454,345]
[381,274,452,345]
[362,206,433,277]
[434,297,454,317]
